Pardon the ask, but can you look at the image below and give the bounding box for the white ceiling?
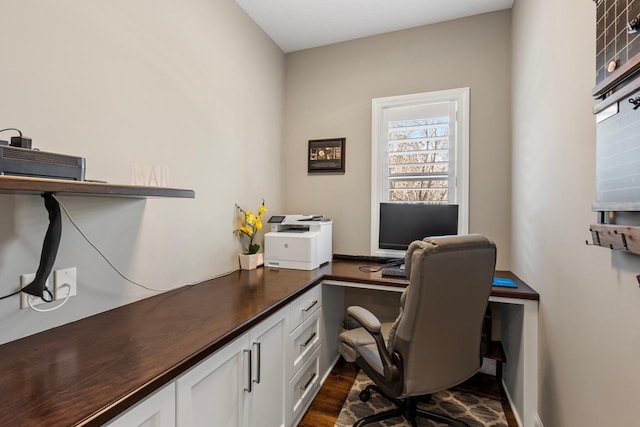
[234,0,514,53]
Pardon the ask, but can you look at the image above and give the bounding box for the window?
[371,88,469,258]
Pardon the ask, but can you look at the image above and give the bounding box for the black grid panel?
[596,0,640,84]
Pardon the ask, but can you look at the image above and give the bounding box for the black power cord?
[21,194,61,300]
[0,128,22,137]
[0,193,61,303]
[358,258,404,272]
[0,128,31,148]
[0,289,21,301]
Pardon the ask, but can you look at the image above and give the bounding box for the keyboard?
[381,265,406,277]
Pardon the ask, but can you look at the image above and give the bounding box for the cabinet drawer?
[289,285,321,332]
[289,309,321,378]
[288,347,321,425]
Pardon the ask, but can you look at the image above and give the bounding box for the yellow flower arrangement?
[235,200,267,254]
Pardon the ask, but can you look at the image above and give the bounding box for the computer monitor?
[378,203,459,251]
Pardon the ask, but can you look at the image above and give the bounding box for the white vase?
[239,253,263,270]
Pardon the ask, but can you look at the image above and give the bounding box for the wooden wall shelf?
[0,175,194,306]
[0,175,195,198]
[588,224,640,254]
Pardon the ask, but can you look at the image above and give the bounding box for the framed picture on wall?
[308,138,346,174]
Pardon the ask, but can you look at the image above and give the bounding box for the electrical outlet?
[20,273,51,309]
[54,268,77,300]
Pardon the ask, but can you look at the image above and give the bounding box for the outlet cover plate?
[20,273,50,309]
[54,268,77,299]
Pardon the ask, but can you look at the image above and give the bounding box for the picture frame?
[308,138,346,174]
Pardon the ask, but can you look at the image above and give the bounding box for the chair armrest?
[346,305,399,382]
[347,306,381,334]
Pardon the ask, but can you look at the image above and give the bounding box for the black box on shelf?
[0,145,85,181]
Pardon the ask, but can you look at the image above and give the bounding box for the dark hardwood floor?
[298,359,518,426]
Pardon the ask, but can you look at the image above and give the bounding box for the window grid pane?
[387,117,449,203]
[389,189,449,202]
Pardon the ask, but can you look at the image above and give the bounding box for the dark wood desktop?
[325,259,538,301]
[0,259,537,426]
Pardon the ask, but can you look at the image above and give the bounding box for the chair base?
[353,384,470,427]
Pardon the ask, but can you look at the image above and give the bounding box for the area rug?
[335,372,507,427]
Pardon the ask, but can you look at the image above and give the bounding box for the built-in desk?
[0,260,538,427]
[322,262,539,427]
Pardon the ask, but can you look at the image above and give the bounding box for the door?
[247,308,287,427]
[176,334,250,427]
[105,382,176,427]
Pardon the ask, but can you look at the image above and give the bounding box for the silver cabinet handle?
[301,372,316,391]
[252,341,261,384]
[244,349,252,393]
[301,300,318,313]
[301,332,316,348]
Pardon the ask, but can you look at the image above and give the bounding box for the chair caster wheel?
[359,389,371,402]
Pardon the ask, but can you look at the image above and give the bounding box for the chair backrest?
[388,234,496,396]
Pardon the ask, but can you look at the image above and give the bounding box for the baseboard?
[501,377,542,427]
[320,353,341,385]
[533,414,544,427]
[501,378,523,427]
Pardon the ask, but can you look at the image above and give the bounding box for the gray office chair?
[338,234,496,426]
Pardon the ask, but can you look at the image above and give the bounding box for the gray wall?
[283,11,512,269]
[512,0,640,425]
[0,0,285,344]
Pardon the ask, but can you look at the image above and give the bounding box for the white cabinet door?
[176,334,250,427]
[247,308,287,427]
[104,382,176,427]
[175,309,287,427]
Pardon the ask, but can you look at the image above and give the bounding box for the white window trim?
[370,88,470,258]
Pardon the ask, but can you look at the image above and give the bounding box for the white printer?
[264,215,332,270]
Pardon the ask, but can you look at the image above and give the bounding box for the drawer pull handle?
[301,332,317,348]
[629,97,640,110]
[244,349,252,393]
[301,372,316,391]
[253,341,261,384]
[301,300,318,313]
